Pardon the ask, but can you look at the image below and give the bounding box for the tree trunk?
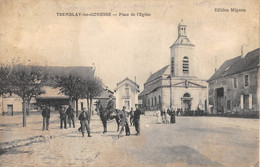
[26,102,30,116]
[22,101,27,127]
[90,98,93,116]
[86,97,90,111]
[76,99,79,117]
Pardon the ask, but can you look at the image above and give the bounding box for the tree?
[54,74,83,117]
[0,65,12,115]
[0,65,12,96]
[82,77,103,116]
[9,65,47,127]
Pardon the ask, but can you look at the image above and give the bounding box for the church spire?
[178,19,187,37]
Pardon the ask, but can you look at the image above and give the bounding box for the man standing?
[59,106,67,129]
[41,105,50,131]
[79,107,91,137]
[133,105,141,136]
[106,94,115,120]
[66,104,75,128]
[129,107,134,126]
[118,106,130,138]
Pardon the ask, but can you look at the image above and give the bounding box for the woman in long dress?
[156,110,162,123]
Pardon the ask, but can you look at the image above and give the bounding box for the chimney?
[241,44,248,58]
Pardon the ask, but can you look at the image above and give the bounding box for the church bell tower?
[170,20,195,77]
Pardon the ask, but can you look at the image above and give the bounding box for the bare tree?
[54,74,83,117]
[9,65,47,127]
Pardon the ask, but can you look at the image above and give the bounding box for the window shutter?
[240,95,244,109]
[249,94,252,109]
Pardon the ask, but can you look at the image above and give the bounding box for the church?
[139,21,208,111]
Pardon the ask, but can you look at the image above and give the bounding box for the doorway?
[7,104,13,116]
[216,87,224,113]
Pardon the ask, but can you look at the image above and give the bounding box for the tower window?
[183,56,189,74]
[244,75,249,87]
[171,57,174,75]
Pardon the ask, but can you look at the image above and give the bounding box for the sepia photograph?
[0,0,259,166]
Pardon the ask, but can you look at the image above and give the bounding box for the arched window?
[155,97,157,106]
[151,98,153,106]
[183,93,191,97]
[183,56,189,74]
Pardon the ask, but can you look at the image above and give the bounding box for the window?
[151,98,153,106]
[227,100,231,110]
[183,93,191,97]
[244,75,249,87]
[243,95,249,109]
[171,57,174,75]
[125,88,130,97]
[183,56,189,74]
[233,78,237,88]
[154,97,157,106]
[124,101,130,110]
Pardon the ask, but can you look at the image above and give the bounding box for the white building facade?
[114,78,139,111]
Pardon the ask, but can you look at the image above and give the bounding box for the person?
[118,106,130,138]
[170,108,176,124]
[129,108,135,126]
[156,110,162,123]
[59,106,67,129]
[41,105,50,131]
[165,108,170,123]
[66,104,75,128]
[106,94,115,120]
[133,105,141,136]
[79,107,91,137]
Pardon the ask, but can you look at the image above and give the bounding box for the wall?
[208,68,259,113]
[171,45,195,77]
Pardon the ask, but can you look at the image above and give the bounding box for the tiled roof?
[139,82,160,97]
[145,65,169,84]
[44,66,94,86]
[208,48,260,81]
[140,66,169,97]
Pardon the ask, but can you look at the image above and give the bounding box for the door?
[7,105,13,116]
[216,88,224,113]
[183,100,191,110]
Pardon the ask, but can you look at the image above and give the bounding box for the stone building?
[114,77,139,110]
[208,48,259,114]
[139,21,208,111]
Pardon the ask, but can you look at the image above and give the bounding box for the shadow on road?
[128,145,224,167]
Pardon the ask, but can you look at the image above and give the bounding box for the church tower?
[170,20,195,77]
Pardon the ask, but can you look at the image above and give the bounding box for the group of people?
[156,108,176,124]
[118,105,141,138]
[40,99,142,138]
[59,104,76,129]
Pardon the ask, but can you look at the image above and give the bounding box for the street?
[0,114,259,167]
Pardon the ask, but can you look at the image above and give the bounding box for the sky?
[0,0,259,90]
